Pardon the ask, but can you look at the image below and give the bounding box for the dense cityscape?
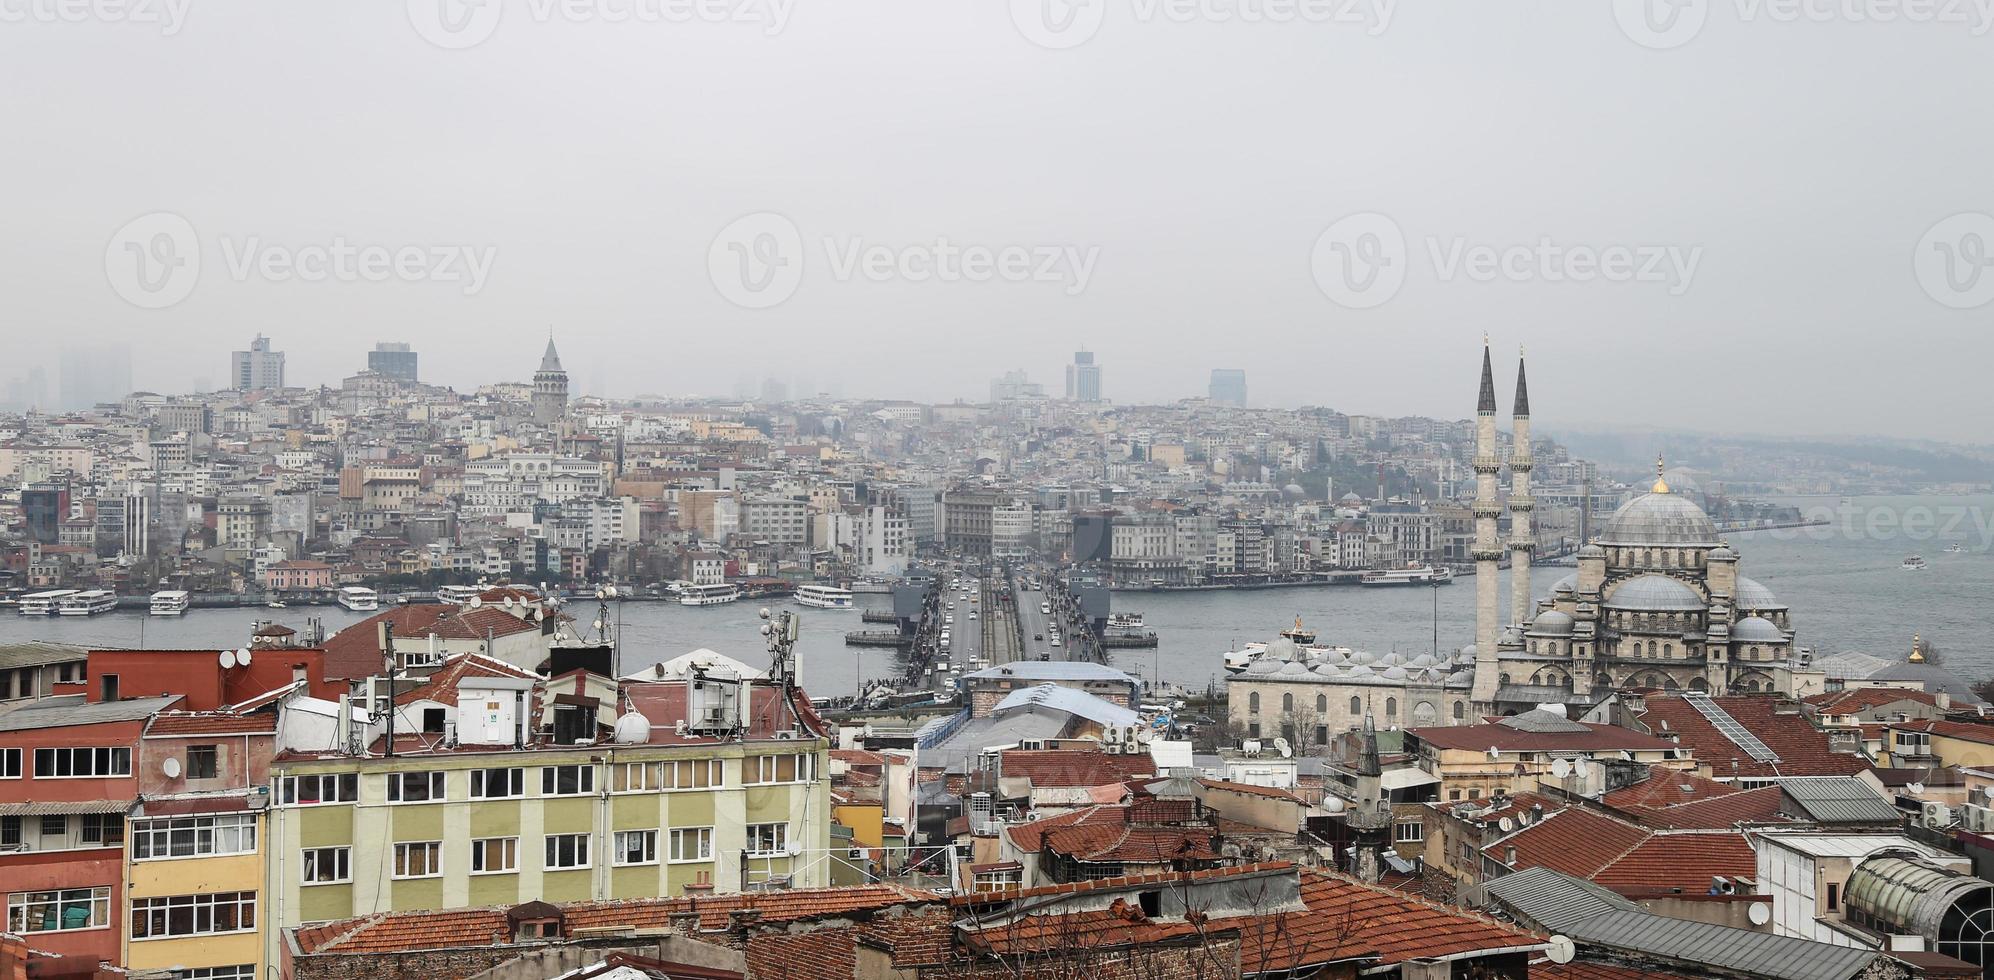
[0,335,1991,980]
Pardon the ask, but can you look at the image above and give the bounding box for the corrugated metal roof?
[0,694,180,732]
[992,684,1139,726]
[1568,909,1878,980]
[1779,777,1901,824]
[0,800,133,816]
[0,641,89,670]
[1484,867,1639,932]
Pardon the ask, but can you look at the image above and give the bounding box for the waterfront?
[3,494,1989,700]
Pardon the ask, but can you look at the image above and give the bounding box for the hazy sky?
[4,1,1991,440]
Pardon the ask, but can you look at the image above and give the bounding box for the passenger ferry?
[794,584,856,609]
[337,586,380,612]
[149,590,190,616]
[19,590,78,616]
[58,590,119,617]
[679,583,741,607]
[1902,555,1929,570]
[1107,612,1145,630]
[1359,565,1455,587]
[436,584,485,605]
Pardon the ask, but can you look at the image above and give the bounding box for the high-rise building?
[989,369,1044,401]
[1065,350,1102,402]
[367,342,419,383]
[1209,368,1247,406]
[532,336,569,423]
[232,334,285,391]
[21,484,69,545]
[59,347,132,410]
[122,490,151,557]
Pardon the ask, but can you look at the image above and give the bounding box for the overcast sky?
[3,1,1991,440]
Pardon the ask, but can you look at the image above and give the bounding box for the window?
[33,747,132,778]
[7,887,110,933]
[1315,725,1329,745]
[1248,692,1260,713]
[1453,702,1466,720]
[1351,696,1362,714]
[1247,722,1261,738]
[0,748,19,778]
[545,833,590,870]
[541,765,594,796]
[0,816,18,846]
[1282,692,1294,712]
[1395,821,1424,843]
[663,759,723,790]
[670,827,714,862]
[471,767,524,799]
[1385,697,1397,717]
[80,814,122,845]
[185,745,218,780]
[300,847,350,884]
[1827,882,1840,911]
[746,754,815,785]
[746,822,788,857]
[132,814,256,860]
[394,841,442,878]
[40,815,66,838]
[614,829,658,865]
[612,762,654,793]
[176,967,255,980]
[472,837,518,873]
[1316,694,1327,713]
[130,891,256,938]
[386,771,446,803]
[279,773,358,806]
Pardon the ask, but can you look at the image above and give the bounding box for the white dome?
[1346,664,1375,678]
[1734,577,1786,610]
[1599,490,1719,547]
[1732,616,1786,642]
[1278,661,1312,676]
[1380,665,1410,680]
[1604,574,1706,611]
[1246,659,1281,675]
[1530,610,1575,635]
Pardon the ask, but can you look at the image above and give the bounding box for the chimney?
[1505,846,1518,866]
[292,663,308,687]
[728,908,763,938]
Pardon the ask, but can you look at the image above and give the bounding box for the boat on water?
[337,586,380,612]
[1944,544,1967,554]
[1279,615,1316,645]
[149,590,190,616]
[436,584,485,605]
[58,590,118,617]
[1359,565,1454,586]
[19,590,79,616]
[1902,555,1929,570]
[1107,611,1145,629]
[794,584,855,609]
[679,583,741,606]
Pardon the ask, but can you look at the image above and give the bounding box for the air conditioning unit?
[1964,804,1994,834]
[1923,802,1954,828]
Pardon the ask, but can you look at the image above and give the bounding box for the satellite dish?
[1546,936,1576,965]
[1551,759,1573,779]
[1322,796,1345,814]
[469,596,483,608]
[504,596,515,609]
[1982,786,1994,802]
[237,648,252,666]
[220,649,237,669]
[1908,782,1927,796]
[162,757,181,779]
[1747,904,1772,927]
[1498,816,1515,833]
[1487,745,1502,760]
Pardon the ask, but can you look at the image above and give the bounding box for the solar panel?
[1683,692,1780,764]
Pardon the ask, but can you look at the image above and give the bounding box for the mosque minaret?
[1469,342,1504,706]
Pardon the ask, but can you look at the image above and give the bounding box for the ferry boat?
[149,590,190,616]
[1902,555,1929,570]
[58,590,118,617]
[1107,612,1145,630]
[1279,616,1317,645]
[1944,544,1967,554]
[19,590,79,616]
[436,584,485,605]
[337,586,380,612]
[794,584,855,609]
[1359,565,1454,587]
[679,583,741,607]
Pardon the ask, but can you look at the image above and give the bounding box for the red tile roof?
[998,749,1157,788]
[1636,695,1871,778]
[1003,805,1126,852]
[1041,824,1219,864]
[1409,720,1679,753]
[145,711,278,736]
[1488,804,1763,896]
[1590,832,1759,894]
[392,652,538,707]
[1538,962,1704,980]
[1602,770,1743,810]
[1806,688,1939,713]
[1889,719,1994,746]
[1621,785,1791,830]
[321,605,547,679]
[1284,870,1541,968]
[1196,778,1306,803]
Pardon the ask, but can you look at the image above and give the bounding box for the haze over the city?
[5,2,1992,440]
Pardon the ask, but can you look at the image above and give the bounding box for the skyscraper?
[532,336,569,423]
[1209,368,1247,406]
[368,342,419,383]
[232,335,285,391]
[1065,350,1102,402]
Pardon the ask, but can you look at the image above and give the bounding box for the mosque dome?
[1732,616,1786,642]
[1380,665,1410,680]
[1734,577,1786,610]
[1599,490,1720,547]
[1604,574,1706,611]
[1246,659,1281,676]
[1530,610,1575,635]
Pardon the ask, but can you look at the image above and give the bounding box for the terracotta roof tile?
[1637,695,1871,778]
[1591,832,1759,894]
[146,710,277,736]
[1621,785,1792,830]
[1602,770,1742,810]
[999,749,1157,788]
